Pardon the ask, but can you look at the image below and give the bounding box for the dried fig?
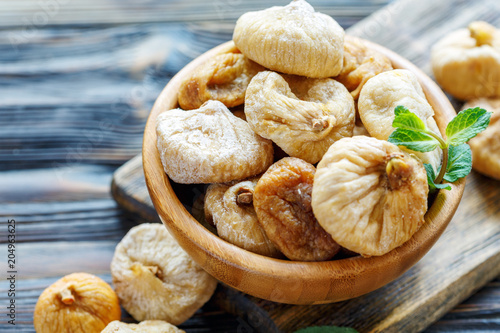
[358,69,443,173]
[233,0,344,78]
[102,320,185,333]
[204,178,281,257]
[178,50,264,110]
[464,98,500,180]
[432,21,500,100]
[33,273,121,333]
[335,35,393,100]
[311,136,429,257]
[253,157,341,261]
[156,100,273,183]
[245,71,355,164]
[110,223,217,325]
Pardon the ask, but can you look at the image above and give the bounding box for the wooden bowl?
[143,39,465,305]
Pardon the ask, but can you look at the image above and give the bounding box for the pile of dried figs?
[156,0,443,260]
[432,21,500,181]
[33,223,213,332]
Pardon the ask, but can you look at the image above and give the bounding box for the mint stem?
[434,146,448,185]
[425,130,449,185]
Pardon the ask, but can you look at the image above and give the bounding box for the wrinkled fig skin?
[102,320,186,333]
[335,35,393,100]
[178,51,264,110]
[432,21,500,100]
[233,0,344,78]
[253,157,341,261]
[245,71,355,164]
[156,100,273,184]
[204,178,282,257]
[34,273,121,333]
[111,223,217,325]
[464,98,500,180]
[358,69,443,173]
[312,136,429,257]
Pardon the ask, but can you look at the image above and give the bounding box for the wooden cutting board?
[112,0,500,331]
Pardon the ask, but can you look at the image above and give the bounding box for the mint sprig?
[388,106,491,191]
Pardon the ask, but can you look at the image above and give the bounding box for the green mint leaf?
[294,326,359,333]
[388,128,440,152]
[424,163,451,191]
[443,143,472,182]
[392,105,427,131]
[394,105,409,116]
[446,107,492,146]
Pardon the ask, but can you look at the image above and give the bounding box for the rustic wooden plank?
[0,0,388,27]
[428,278,500,332]
[0,167,137,243]
[0,24,190,170]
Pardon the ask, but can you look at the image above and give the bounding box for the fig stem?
[59,286,75,305]
[386,157,412,190]
[469,21,495,46]
[236,189,253,204]
[145,265,158,275]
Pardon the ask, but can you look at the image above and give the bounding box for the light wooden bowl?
[143,39,465,305]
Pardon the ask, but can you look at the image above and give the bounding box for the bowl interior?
[143,39,465,305]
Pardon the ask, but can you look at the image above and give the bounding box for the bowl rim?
[142,38,465,304]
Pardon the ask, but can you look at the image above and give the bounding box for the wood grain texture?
[0,0,387,27]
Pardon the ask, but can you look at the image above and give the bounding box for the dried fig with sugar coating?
[34,273,121,333]
[178,50,264,110]
[204,178,281,257]
[102,320,185,333]
[245,71,355,164]
[464,98,500,180]
[233,0,344,78]
[432,21,500,100]
[358,69,442,173]
[253,157,340,261]
[111,223,217,325]
[312,136,429,257]
[335,35,393,100]
[156,100,273,183]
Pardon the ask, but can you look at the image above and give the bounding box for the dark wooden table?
[0,0,499,332]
